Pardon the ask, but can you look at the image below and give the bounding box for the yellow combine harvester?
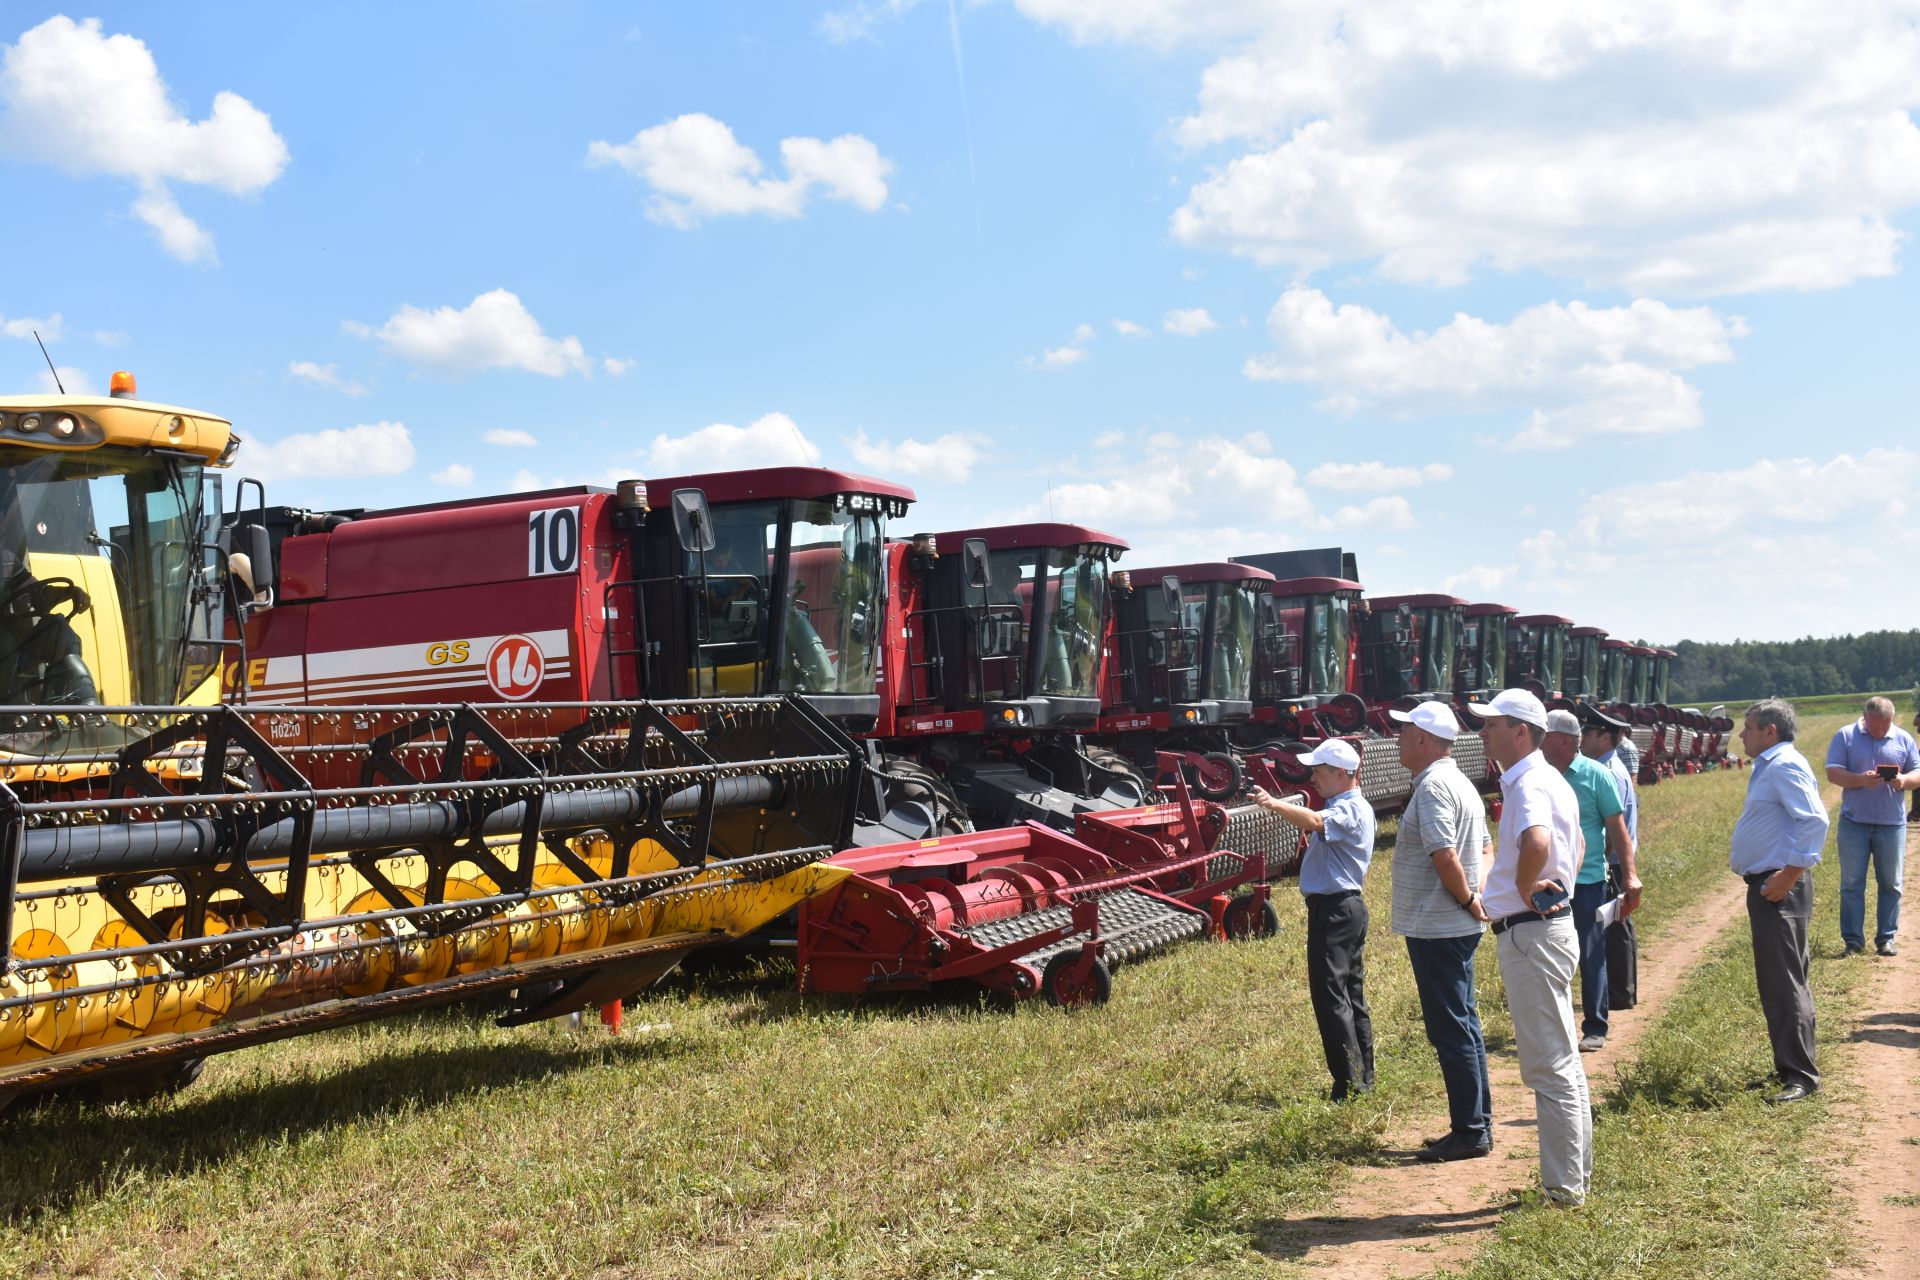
[1,378,860,1108]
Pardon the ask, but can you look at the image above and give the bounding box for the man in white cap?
[1543,707,1638,1053]
[1467,688,1592,1207]
[1251,737,1377,1101]
[1389,701,1495,1161]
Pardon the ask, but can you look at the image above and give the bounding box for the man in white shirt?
[1467,688,1592,1207]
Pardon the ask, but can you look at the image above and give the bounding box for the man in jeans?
[1824,695,1920,957]
[1250,737,1376,1101]
[1467,688,1591,1206]
[1543,708,1639,1052]
[1734,698,1830,1103]
[1388,701,1494,1162]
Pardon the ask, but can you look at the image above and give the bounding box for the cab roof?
[647,465,915,506]
[1269,575,1365,595]
[927,521,1128,553]
[1465,601,1518,617]
[1515,613,1577,626]
[0,392,235,465]
[1371,592,1469,609]
[1569,625,1609,638]
[1132,560,1277,585]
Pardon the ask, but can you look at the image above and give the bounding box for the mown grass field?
[0,708,1886,1279]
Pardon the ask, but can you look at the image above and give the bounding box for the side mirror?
[671,488,715,553]
[1160,575,1182,620]
[963,538,991,592]
[225,521,275,609]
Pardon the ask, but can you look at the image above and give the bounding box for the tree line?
[1663,629,1920,705]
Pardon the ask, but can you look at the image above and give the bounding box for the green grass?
[0,712,1878,1279]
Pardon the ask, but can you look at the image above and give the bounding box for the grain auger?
[1,693,863,1109]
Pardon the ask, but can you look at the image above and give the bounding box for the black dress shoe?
[1416,1133,1493,1163]
[1766,1083,1818,1105]
[1422,1133,1451,1148]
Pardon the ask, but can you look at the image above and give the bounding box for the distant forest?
[1665,629,1920,705]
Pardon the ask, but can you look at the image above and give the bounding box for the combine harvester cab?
[1094,561,1277,800]
[1563,626,1608,704]
[798,762,1309,1006]
[1507,613,1573,700]
[875,522,1153,832]
[1,386,870,1108]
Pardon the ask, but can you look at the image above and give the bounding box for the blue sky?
[4,2,1917,643]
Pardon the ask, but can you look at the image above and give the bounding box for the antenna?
[33,330,65,394]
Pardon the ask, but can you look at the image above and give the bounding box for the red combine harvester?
[1093,561,1277,799]
[1246,571,1369,743]
[1358,592,1469,727]
[1507,613,1573,699]
[1564,625,1607,702]
[873,522,1154,830]
[1458,602,1516,705]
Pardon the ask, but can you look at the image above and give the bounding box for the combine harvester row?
[1,377,1723,1108]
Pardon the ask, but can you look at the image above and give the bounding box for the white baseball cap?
[1466,687,1549,730]
[1299,738,1362,771]
[1388,702,1461,741]
[1545,708,1582,737]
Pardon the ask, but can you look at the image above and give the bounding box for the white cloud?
[1439,563,1516,597]
[246,422,414,481]
[587,113,893,228]
[1163,307,1219,335]
[1112,319,1150,337]
[645,412,821,475]
[819,0,925,43]
[1016,2,1920,296]
[1306,460,1452,491]
[1007,431,1313,529]
[1,312,60,342]
[484,428,540,449]
[1320,495,1415,531]
[287,360,367,396]
[1583,447,1917,541]
[603,356,636,376]
[1092,429,1127,449]
[0,16,287,264]
[1248,287,1745,448]
[430,463,475,487]
[31,366,92,395]
[348,289,594,378]
[845,430,989,482]
[1023,322,1095,370]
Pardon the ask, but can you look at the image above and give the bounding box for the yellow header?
[0,393,237,465]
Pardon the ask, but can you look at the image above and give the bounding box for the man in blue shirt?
[1732,698,1831,1104]
[1824,696,1920,957]
[1251,737,1377,1101]
[1544,709,1638,1053]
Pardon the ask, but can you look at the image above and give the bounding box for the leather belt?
[1491,911,1543,935]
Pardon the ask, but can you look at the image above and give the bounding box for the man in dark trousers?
[1251,737,1377,1101]
[1731,698,1830,1104]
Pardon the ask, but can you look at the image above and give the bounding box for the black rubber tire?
[1185,751,1244,802]
[1324,692,1368,734]
[1084,745,1161,806]
[876,755,973,835]
[1041,952,1113,1008]
[1223,895,1280,941]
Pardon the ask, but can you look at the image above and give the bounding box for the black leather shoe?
[1422,1133,1451,1148]
[1766,1083,1818,1105]
[1416,1134,1493,1162]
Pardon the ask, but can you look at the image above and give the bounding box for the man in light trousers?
[1468,688,1592,1206]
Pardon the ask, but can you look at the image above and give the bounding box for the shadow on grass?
[1249,1201,1523,1259]
[0,1029,690,1225]
[1850,1010,1920,1049]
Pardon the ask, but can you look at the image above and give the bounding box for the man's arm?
[1826,764,1886,789]
[1759,761,1831,902]
[1248,788,1325,833]
[1515,826,1561,909]
[1431,846,1492,922]
[1604,811,1641,916]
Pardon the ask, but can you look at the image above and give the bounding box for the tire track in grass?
[1826,821,1920,1279]
[1267,851,1754,1277]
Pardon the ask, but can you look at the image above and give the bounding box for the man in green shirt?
[1544,709,1639,1052]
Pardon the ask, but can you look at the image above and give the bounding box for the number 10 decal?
[528,506,581,576]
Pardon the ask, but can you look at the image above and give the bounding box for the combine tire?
[1223,895,1279,941]
[876,756,973,835]
[1185,751,1244,802]
[1084,745,1161,805]
[1324,693,1368,735]
[1041,952,1112,1008]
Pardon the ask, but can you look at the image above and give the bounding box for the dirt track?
[1827,823,1920,1279]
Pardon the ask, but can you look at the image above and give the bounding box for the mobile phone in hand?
[1530,882,1569,914]
[1877,763,1899,782]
